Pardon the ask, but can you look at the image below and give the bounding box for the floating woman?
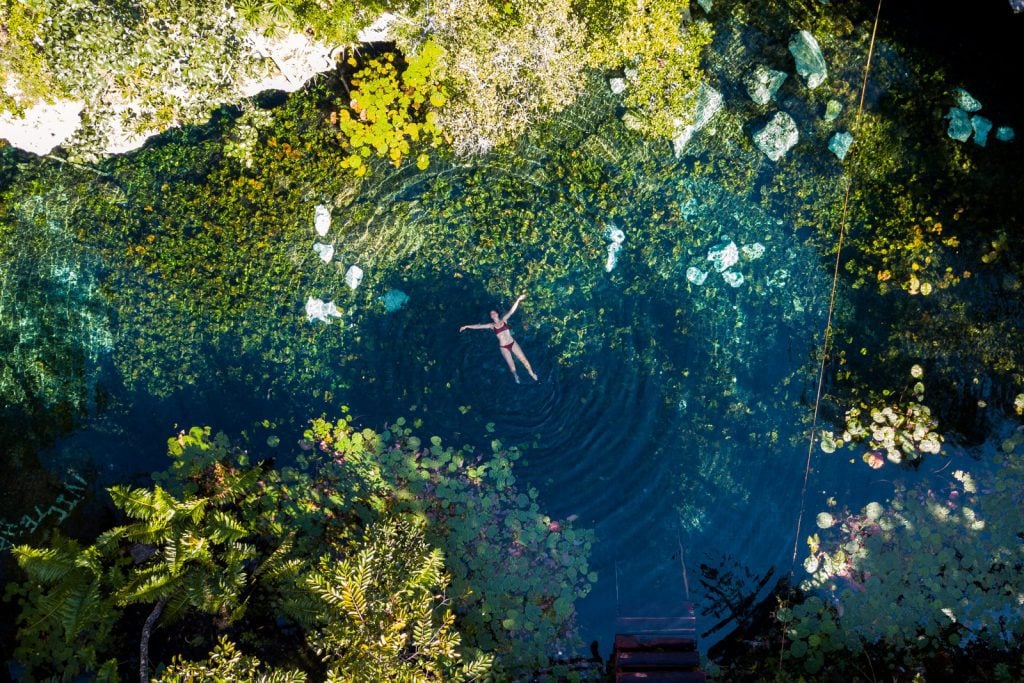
[459,294,539,383]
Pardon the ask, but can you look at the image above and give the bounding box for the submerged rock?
[696,0,712,11]
[314,204,331,236]
[945,107,972,142]
[305,297,342,324]
[971,116,992,147]
[722,271,745,287]
[707,238,739,272]
[788,31,828,89]
[344,265,364,289]
[313,242,334,263]
[828,131,854,160]
[995,126,1016,142]
[953,87,982,112]
[379,289,410,313]
[672,83,723,156]
[824,99,843,122]
[753,111,799,161]
[605,225,626,272]
[746,65,787,105]
[686,267,709,285]
[741,242,765,260]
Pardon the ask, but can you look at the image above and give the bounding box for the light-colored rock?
[945,107,972,142]
[305,297,342,323]
[995,126,1015,142]
[722,270,744,287]
[686,267,708,285]
[313,242,334,262]
[672,83,723,156]
[345,265,364,290]
[828,131,854,160]
[356,13,398,43]
[741,242,765,260]
[314,204,331,236]
[971,115,992,147]
[241,32,334,96]
[746,65,787,105]
[953,87,982,113]
[609,77,627,95]
[753,111,799,161]
[707,238,739,272]
[824,99,843,122]
[0,87,84,156]
[788,30,828,89]
[605,225,626,272]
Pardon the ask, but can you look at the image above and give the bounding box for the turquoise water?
[30,105,880,655]
[5,2,1022,662]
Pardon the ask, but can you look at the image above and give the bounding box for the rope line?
[777,1,884,670]
[789,0,883,579]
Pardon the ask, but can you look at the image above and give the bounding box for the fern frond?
[206,509,248,544]
[58,577,104,640]
[115,566,175,605]
[109,485,165,522]
[253,533,298,581]
[13,545,78,584]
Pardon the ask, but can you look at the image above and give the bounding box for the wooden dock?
[612,602,706,682]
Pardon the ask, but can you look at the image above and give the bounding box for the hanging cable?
[778,0,884,669]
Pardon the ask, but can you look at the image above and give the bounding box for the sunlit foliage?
[6,416,589,678]
[335,42,447,174]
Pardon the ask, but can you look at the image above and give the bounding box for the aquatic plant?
[784,439,1024,675]
[821,365,943,465]
[336,42,448,175]
[306,415,596,673]
[7,415,587,679]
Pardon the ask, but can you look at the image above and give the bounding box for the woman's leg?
[511,342,538,381]
[499,347,519,382]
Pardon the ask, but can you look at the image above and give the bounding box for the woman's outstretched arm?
[460,323,492,332]
[501,294,526,322]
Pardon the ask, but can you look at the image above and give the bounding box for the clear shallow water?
[14,5,1018,661]
[38,128,892,655]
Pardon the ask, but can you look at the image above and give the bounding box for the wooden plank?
[616,672,707,682]
[617,650,701,670]
[615,635,697,651]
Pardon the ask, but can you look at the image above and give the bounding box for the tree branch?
[139,597,167,683]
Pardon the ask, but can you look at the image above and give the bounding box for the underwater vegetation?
[6,417,590,679]
[1,0,1023,678]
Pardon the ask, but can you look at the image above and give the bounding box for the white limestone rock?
[314,204,331,236]
[741,243,766,260]
[746,65,787,105]
[686,267,708,285]
[788,30,828,89]
[305,297,342,323]
[345,265,364,289]
[708,238,739,272]
[672,83,723,157]
[753,111,799,161]
[722,271,745,287]
[313,242,334,262]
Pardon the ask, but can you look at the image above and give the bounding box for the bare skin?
[460,294,539,383]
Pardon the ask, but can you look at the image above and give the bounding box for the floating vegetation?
[823,366,944,465]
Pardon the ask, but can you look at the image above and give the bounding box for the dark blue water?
[21,2,1018,660]
[40,159,894,656]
